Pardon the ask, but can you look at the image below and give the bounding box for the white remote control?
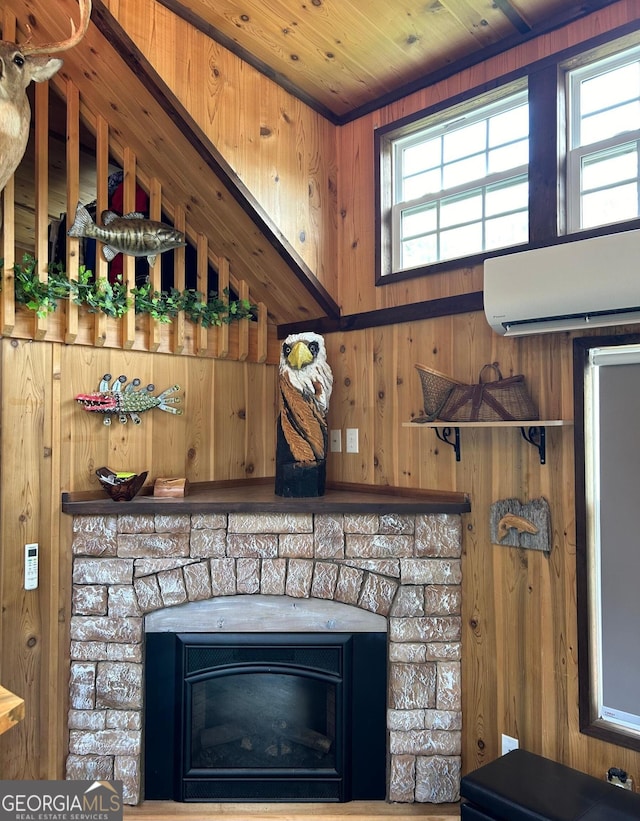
[24,543,39,590]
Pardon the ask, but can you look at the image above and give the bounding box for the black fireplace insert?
[144,631,387,802]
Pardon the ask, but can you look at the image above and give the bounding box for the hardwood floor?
[123,801,461,820]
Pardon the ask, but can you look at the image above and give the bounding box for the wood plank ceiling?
[158,0,620,122]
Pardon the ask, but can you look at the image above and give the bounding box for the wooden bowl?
[96,467,148,501]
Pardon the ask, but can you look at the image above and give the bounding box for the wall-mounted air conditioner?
[484,230,640,336]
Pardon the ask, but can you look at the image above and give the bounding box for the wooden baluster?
[94,115,109,347]
[121,147,136,350]
[256,301,268,363]
[65,80,80,344]
[148,178,162,351]
[196,233,208,356]
[172,205,186,355]
[34,82,49,340]
[238,279,249,361]
[217,256,230,358]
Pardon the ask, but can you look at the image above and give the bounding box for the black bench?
[460,748,640,820]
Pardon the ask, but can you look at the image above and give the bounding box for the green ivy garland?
[5,253,255,325]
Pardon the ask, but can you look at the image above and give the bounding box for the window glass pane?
[441,190,482,228]
[582,183,638,228]
[403,168,442,201]
[580,63,639,115]
[443,154,486,188]
[486,179,528,216]
[582,145,637,190]
[402,234,438,268]
[443,121,486,162]
[485,213,528,248]
[386,84,528,271]
[488,140,528,174]
[581,101,640,144]
[489,105,528,145]
[403,139,441,176]
[440,223,483,259]
[567,44,640,234]
[401,205,437,238]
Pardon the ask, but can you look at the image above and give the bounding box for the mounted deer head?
[0,0,92,194]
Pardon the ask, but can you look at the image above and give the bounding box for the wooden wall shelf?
[62,478,471,516]
[403,420,573,464]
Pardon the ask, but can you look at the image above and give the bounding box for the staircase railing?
[0,29,271,363]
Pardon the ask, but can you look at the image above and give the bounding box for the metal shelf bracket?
[520,425,546,464]
[434,426,461,461]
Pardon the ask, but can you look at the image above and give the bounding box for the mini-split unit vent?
[484,230,640,336]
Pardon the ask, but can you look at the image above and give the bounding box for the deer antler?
[22,0,92,56]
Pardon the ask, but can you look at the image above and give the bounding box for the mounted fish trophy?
[275,332,333,497]
[0,0,92,195]
[68,202,186,267]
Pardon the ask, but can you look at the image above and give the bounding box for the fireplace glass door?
[145,631,386,802]
[189,670,338,773]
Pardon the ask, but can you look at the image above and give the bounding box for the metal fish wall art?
[75,374,183,425]
[68,202,186,267]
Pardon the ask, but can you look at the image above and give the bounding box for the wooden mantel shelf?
[0,684,25,736]
[62,478,471,516]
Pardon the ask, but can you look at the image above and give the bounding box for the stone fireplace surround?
[63,488,465,807]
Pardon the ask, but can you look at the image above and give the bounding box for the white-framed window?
[384,84,529,274]
[566,44,640,233]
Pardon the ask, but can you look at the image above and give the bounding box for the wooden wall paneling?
[65,80,81,345]
[34,82,50,341]
[182,357,216,483]
[409,316,458,492]
[212,358,255,479]
[41,342,65,777]
[324,329,374,484]
[102,351,163,477]
[0,339,51,778]
[244,360,278,480]
[372,325,398,486]
[145,351,190,482]
[62,346,117,491]
[336,116,376,315]
[148,177,163,352]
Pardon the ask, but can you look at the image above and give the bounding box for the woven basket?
[415,364,463,421]
[438,363,538,422]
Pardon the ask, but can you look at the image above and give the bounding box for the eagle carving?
[275,332,333,497]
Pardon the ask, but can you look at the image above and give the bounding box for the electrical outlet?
[346,428,359,453]
[607,768,634,791]
[330,429,342,453]
[501,733,519,755]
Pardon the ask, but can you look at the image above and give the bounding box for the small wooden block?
[154,477,189,497]
[0,684,25,736]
